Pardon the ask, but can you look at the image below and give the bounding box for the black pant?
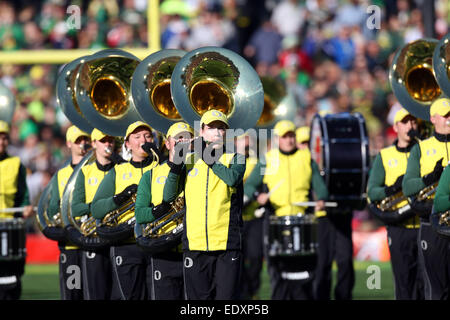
[313,213,355,300]
[148,251,184,300]
[267,255,316,300]
[81,247,112,300]
[58,247,83,300]
[110,243,151,300]
[386,225,424,300]
[239,218,264,299]
[183,250,242,300]
[0,259,25,300]
[418,220,450,300]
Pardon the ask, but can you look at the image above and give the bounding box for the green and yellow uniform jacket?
[434,165,450,213]
[367,141,420,228]
[0,153,30,219]
[91,156,156,221]
[71,160,115,218]
[403,133,450,198]
[244,147,328,217]
[163,152,246,251]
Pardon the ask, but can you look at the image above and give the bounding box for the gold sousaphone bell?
[131,49,187,134]
[57,49,145,136]
[389,37,450,121]
[170,46,264,132]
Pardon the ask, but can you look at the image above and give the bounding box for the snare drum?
[0,218,26,261]
[310,112,370,205]
[268,214,317,257]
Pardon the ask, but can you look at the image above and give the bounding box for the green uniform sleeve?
[434,166,450,213]
[163,168,185,203]
[244,161,263,198]
[91,168,118,219]
[71,170,89,218]
[48,173,61,218]
[367,153,387,202]
[210,153,246,187]
[402,144,426,197]
[311,160,328,200]
[134,171,156,224]
[14,164,30,207]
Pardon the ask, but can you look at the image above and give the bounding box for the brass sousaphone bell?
[389,38,446,121]
[131,49,187,134]
[170,46,264,132]
[74,49,144,137]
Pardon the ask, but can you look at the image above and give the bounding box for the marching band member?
[48,125,90,300]
[90,121,159,300]
[0,120,33,300]
[70,128,117,300]
[367,108,423,300]
[135,122,194,300]
[403,98,450,300]
[236,133,264,300]
[163,110,246,300]
[295,126,310,150]
[247,120,328,300]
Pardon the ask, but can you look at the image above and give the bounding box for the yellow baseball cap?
[166,122,194,138]
[91,128,112,141]
[0,120,9,134]
[274,120,296,137]
[430,98,450,117]
[296,126,310,143]
[200,110,229,128]
[125,121,153,140]
[66,125,90,143]
[393,108,414,123]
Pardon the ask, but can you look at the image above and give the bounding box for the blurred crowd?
[0,0,449,222]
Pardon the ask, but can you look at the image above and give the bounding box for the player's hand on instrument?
[257,193,270,206]
[314,200,325,212]
[113,184,138,205]
[152,202,171,220]
[22,205,35,219]
[384,175,404,196]
[422,158,444,186]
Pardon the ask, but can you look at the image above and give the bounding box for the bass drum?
[310,112,370,209]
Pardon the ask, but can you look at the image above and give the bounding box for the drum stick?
[267,180,284,196]
[292,201,338,207]
[0,206,38,213]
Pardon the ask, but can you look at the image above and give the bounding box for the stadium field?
[20,260,394,300]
